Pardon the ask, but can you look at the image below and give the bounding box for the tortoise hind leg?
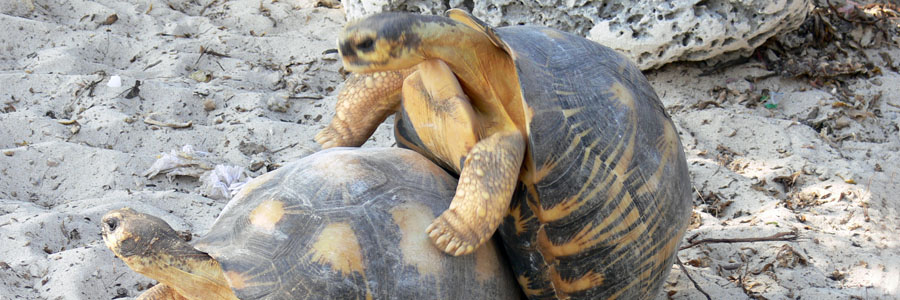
[316,68,414,148]
[400,59,525,256]
[397,62,480,172]
[137,284,189,300]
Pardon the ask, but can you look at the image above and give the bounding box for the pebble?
[203,99,216,111]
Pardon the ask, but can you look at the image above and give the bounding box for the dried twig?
[143,60,162,71]
[199,0,219,16]
[699,56,752,76]
[676,256,712,300]
[84,77,104,98]
[680,231,798,250]
[288,94,324,100]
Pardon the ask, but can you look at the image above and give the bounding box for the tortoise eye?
[105,218,119,232]
[356,38,375,52]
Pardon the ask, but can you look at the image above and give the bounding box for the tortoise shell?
[193,147,521,299]
[393,15,692,299]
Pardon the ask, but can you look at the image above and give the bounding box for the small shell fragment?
[190,70,212,82]
[144,113,192,128]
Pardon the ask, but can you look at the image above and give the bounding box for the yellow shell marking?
[248,200,285,232]
[609,274,644,299]
[508,203,531,235]
[224,270,248,289]
[549,267,605,295]
[561,107,583,118]
[306,222,366,277]
[390,201,443,277]
[608,81,636,111]
[525,123,588,185]
[635,120,680,197]
[537,193,640,261]
[474,239,501,283]
[517,274,544,297]
[536,82,637,223]
[634,227,683,282]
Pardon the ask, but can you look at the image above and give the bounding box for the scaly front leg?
[427,130,525,256]
[315,68,415,148]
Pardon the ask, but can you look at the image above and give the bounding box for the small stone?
[805,106,819,121]
[266,95,290,113]
[190,70,212,82]
[99,14,118,26]
[203,99,216,111]
[834,116,852,130]
[249,160,265,172]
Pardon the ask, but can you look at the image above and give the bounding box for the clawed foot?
[424,131,525,256]
[314,125,351,149]
[426,208,484,256]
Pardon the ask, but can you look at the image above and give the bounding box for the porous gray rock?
[342,0,811,70]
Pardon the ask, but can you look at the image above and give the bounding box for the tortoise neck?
[150,253,238,300]
[417,20,514,106]
[123,231,238,300]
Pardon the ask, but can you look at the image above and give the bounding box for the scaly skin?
[315,68,414,148]
[101,208,238,300]
[137,284,188,300]
[325,10,528,257]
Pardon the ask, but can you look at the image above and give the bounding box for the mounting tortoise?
[101,147,521,299]
[315,10,692,299]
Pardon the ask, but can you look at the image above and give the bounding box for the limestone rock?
[342,0,811,70]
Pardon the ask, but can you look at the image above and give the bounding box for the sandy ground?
[0,1,898,299]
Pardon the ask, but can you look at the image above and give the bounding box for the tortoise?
[101,147,521,299]
[315,10,692,299]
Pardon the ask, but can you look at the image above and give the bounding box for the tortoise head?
[101,208,182,262]
[101,208,238,299]
[338,12,457,73]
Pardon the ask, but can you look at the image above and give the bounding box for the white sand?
[0,1,898,299]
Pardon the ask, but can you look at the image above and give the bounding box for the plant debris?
[757,0,898,84]
[680,231,799,250]
[143,113,192,128]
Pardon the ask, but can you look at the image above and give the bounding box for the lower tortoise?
[316,10,692,299]
[102,147,520,299]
